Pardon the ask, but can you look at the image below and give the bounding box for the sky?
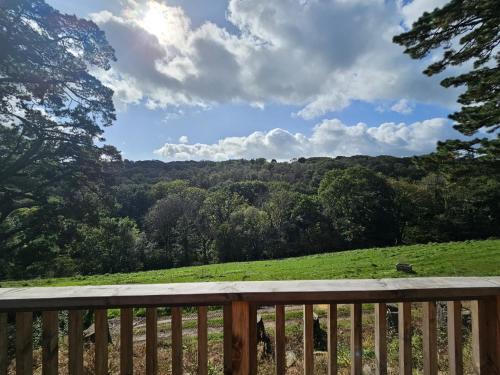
[46,0,465,161]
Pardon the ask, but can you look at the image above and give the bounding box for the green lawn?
[2,239,499,288]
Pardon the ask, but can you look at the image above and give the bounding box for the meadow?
[3,239,499,288]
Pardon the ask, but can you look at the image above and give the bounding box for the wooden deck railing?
[0,277,499,374]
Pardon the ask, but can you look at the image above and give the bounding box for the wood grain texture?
[248,303,257,375]
[350,304,362,375]
[0,313,7,375]
[95,309,108,375]
[398,303,412,375]
[447,301,462,375]
[146,308,158,375]
[197,306,208,375]
[120,308,133,375]
[303,304,314,375]
[422,302,437,375]
[472,298,500,374]
[68,310,84,375]
[16,312,32,375]
[223,304,232,375]
[171,307,183,375]
[2,277,500,310]
[327,304,337,375]
[42,311,58,375]
[231,301,257,375]
[374,303,387,375]
[275,304,286,375]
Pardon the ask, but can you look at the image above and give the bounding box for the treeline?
[2,156,499,280]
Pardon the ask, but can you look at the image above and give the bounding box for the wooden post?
[422,302,437,375]
[197,306,208,375]
[231,301,257,375]
[223,304,232,375]
[95,309,108,375]
[146,308,158,375]
[68,310,84,375]
[42,311,58,375]
[327,304,337,375]
[275,304,286,375]
[171,307,183,375]
[447,301,462,375]
[471,298,499,374]
[16,312,32,375]
[0,313,7,375]
[120,308,133,375]
[374,303,387,375]
[303,304,314,375]
[398,302,411,375]
[350,304,362,375]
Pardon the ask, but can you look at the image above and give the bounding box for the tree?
[393,0,500,158]
[216,206,270,262]
[0,1,118,254]
[71,217,141,275]
[318,167,399,248]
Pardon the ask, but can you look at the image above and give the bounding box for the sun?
[143,8,166,38]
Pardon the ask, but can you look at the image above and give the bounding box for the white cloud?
[390,99,414,114]
[154,117,462,161]
[178,135,189,144]
[91,0,459,117]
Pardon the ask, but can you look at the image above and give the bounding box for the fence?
[0,277,499,374]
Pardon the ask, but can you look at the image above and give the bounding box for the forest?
[1,153,499,280]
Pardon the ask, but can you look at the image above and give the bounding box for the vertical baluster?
[68,310,84,375]
[471,298,499,374]
[496,297,500,372]
[16,312,32,375]
[374,303,387,375]
[42,311,58,375]
[120,308,133,375]
[275,304,286,375]
[0,313,7,375]
[146,308,158,375]
[223,305,232,375]
[171,307,183,375]
[350,304,362,375]
[422,302,437,375]
[95,309,108,375]
[447,301,462,375]
[231,301,257,375]
[197,306,208,375]
[327,304,337,375]
[303,304,314,375]
[398,302,412,375]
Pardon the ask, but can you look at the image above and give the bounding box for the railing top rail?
[1,277,499,311]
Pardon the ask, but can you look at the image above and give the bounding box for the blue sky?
[47,0,460,161]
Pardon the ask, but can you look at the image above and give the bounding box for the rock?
[286,351,297,367]
[83,323,112,344]
[363,364,373,374]
[396,263,413,273]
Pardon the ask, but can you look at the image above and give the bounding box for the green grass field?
[2,239,499,288]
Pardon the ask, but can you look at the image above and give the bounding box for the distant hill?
[116,155,425,192]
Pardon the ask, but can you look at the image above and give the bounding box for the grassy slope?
[2,239,499,288]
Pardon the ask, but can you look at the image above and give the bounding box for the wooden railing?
[0,277,499,374]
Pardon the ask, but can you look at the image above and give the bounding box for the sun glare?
[143,8,165,38]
